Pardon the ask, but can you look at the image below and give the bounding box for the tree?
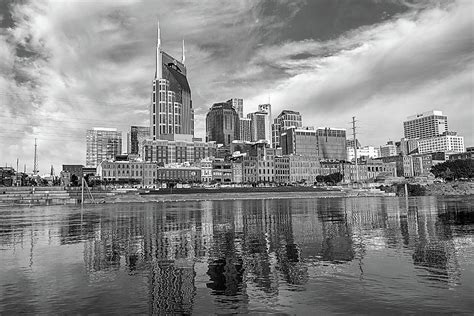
[431,159,473,181]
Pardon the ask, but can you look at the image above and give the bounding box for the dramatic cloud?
[0,0,472,172]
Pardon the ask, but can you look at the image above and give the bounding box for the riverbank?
[425,181,474,196]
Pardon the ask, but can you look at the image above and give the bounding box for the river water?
[1,196,473,314]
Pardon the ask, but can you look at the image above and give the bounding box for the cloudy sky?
[0,0,472,173]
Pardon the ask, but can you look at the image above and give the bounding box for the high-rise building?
[206,102,240,146]
[151,21,194,142]
[272,110,302,148]
[403,110,448,139]
[86,127,122,167]
[280,127,318,157]
[127,126,150,155]
[239,117,251,142]
[316,127,347,161]
[227,98,243,118]
[257,104,272,146]
[247,111,269,143]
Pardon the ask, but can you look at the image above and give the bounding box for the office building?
[227,98,244,118]
[127,126,150,155]
[86,128,122,167]
[97,160,157,186]
[151,21,194,141]
[206,102,240,146]
[316,128,347,161]
[403,110,448,139]
[272,110,302,148]
[239,117,252,142]
[417,134,465,154]
[280,127,318,157]
[247,111,269,143]
[142,139,216,165]
[257,104,272,146]
[380,141,397,158]
[347,146,380,162]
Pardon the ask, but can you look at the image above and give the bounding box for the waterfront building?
[242,156,258,184]
[62,165,84,183]
[97,160,157,186]
[274,156,290,184]
[127,126,150,155]
[86,127,122,167]
[198,158,213,183]
[346,146,380,162]
[151,22,194,141]
[281,127,318,157]
[417,133,465,154]
[231,159,243,183]
[206,102,240,146]
[272,110,303,148]
[257,158,275,183]
[289,155,320,184]
[212,159,233,183]
[247,111,270,143]
[403,110,448,139]
[156,167,201,184]
[239,118,252,142]
[258,104,272,146]
[142,139,216,165]
[227,98,244,118]
[380,141,397,158]
[316,128,347,161]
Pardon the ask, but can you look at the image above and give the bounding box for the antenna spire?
[182,39,185,64]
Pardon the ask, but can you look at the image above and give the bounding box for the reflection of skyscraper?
[151,21,194,141]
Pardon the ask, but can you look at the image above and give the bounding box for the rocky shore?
[425,181,474,196]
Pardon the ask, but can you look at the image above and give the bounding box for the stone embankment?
[0,187,77,206]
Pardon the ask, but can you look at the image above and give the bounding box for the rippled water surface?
[1,196,473,314]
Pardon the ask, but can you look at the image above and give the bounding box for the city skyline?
[0,0,472,173]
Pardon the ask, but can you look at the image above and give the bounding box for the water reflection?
[0,196,473,314]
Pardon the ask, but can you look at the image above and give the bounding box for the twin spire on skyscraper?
[156,19,186,64]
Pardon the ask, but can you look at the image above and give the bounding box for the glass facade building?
[151,23,194,141]
[206,102,240,146]
[86,128,122,167]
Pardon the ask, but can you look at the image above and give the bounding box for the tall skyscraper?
[86,128,122,167]
[151,21,194,142]
[206,102,240,146]
[227,98,244,118]
[403,110,448,139]
[127,126,150,155]
[316,127,347,161]
[272,110,302,148]
[247,111,269,143]
[239,117,252,142]
[257,104,272,146]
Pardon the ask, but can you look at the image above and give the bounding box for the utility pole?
[33,138,38,175]
[351,116,358,184]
